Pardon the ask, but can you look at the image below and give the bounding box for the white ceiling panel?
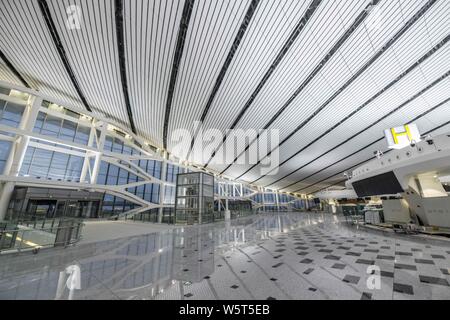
[0,0,448,195]
[0,0,87,111]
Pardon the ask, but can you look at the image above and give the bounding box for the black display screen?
[352,171,403,197]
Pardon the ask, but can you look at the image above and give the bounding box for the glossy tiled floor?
[0,213,449,300]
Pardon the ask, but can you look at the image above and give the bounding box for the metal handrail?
[0,219,84,254]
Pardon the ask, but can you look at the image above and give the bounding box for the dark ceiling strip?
[162,0,195,150]
[305,115,450,195]
[114,0,137,134]
[202,0,324,167]
[293,94,450,194]
[220,0,380,175]
[37,0,92,112]
[185,0,261,158]
[237,0,437,181]
[287,72,450,192]
[264,34,450,188]
[0,50,31,88]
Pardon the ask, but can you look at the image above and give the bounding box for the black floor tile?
[184,293,193,298]
[297,252,309,256]
[331,263,346,270]
[303,268,314,274]
[343,275,360,284]
[393,283,414,295]
[356,259,375,265]
[414,259,434,265]
[377,255,395,260]
[346,252,361,257]
[419,275,449,286]
[381,270,394,278]
[396,251,413,256]
[324,255,340,261]
[272,263,283,268]
[431,254,445,259]
[361,292,372,300]
[319,249,333,253]
[337,246,351,250]
[441,268,450,275]
[300,258,313,264]
[364,249,379,253]
[395,263,417,271]
[230,285,239,289]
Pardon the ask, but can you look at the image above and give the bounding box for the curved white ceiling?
[0,0,449,194]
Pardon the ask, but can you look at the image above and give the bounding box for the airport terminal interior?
[0,0,449,301]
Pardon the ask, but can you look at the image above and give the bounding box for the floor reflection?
[0,212,449,300]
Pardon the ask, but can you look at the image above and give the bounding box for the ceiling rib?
[114,0,137,134]
[219,0,380,175]
[185,0,261,159]
[305,106,450,195]
[293,92,450,193]
[37,0,92,112]
[264,34,450,188]
[0,50,30,88]
[163,0,195,150]
[202,0,324,168]
[235,0,438,182]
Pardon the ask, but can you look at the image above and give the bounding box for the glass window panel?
[1,102,24,127]
[104,136,113,151]
[0,140,12,161]
[64,109,80,119]
[59,119,77,142]
[112,138,123,153]
[33,112,46,132]
[97,173,106,184]
[74,124,90,145]
[41,115,62,137]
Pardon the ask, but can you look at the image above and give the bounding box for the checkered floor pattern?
[0,213,449,300]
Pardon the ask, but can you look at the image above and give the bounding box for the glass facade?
[34,112,90,145]
[0,100,25,128]
[101,194,139,217]
[0,86,307,223]
[20,147,85,182]
[97,161,143,185]
[165,163,182,183]
[0,140,12,173]
[104,135,142,155]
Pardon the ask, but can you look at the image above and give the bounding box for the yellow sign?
[385,123,420,149]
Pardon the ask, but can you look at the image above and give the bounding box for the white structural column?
[90,122,106,184]
[158,156,168,223]
[0,96,42,221]
[275,192,280,212]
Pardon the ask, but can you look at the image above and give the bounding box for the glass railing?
[0,218,84,253]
